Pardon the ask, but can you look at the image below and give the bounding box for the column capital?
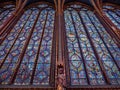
[54,0,65,14]
[90,0,103,16]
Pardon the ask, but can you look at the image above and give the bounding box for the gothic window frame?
[0,1,56,88]
[63,2,120,89]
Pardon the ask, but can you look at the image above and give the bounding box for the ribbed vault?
[0,0,120,7]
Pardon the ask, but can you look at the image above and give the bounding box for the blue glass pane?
[80,10,120,85]
[103,5,120,29]
[0,9,35,84]
[0,5,15,28]
[64,4,120,85]
[64,10,88,85]
[33,9,55,85]
[0,4,55,86]
[14,9,39,85]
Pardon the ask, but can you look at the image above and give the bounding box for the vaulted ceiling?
[0,0,120,6]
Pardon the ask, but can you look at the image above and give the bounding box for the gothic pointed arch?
[64,2,120,87]
[0,2,56,87]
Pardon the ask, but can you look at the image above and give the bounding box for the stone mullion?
[105,11,120,25]
[0,7,13,16]
[108,9,120,17]
[86,12,120,70]
[30,10,49,84]
[0,10,16,36]
[91,0,120,45]
[78,11,111,85]
[70,11,90,85]
[49,11,56,87]
[95,12,120,47]
[0,10,24,45]
[9,10,41,84]
[103,15,120,40]
[0,11,32,69]
[0,0,28,39]
[62,12,71,87]
[0,9,13,22]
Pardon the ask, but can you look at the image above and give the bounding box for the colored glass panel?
[64,10,88,85]
[103,5,120,29]
[0,9,36,84]
[87,11,120,84]
[80,10,120,85]
[64,4,120,85]
[72,10,106,85]
[64,9,106,85]
[0,4,55,86]
[33,8,55,85]
[0,4,15,28]
[0,10,32,84]
[14,9,39,85]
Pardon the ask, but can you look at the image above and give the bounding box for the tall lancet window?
[0,3,55,86]
[64,4,120,86]
[103,4,120,29]
[0,4,15,28]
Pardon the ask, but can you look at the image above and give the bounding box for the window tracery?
[0,4,55,85]
[64,4,120,86]
[0,1,120,88]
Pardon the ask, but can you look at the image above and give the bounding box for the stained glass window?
[64,4,120,86]
[103,5,120,29]
[0,4,15,28]
[0,4,55,86]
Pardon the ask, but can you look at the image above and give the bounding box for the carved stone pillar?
[54,0,66,90]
